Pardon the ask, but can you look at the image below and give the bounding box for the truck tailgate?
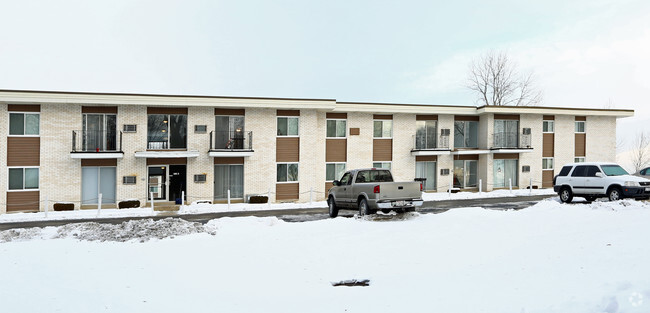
[378,182,422,200]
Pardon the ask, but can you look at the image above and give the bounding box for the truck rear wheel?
[358,198,369,217]
[328,197,339,218]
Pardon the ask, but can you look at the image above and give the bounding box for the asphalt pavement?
[0,194,557,231]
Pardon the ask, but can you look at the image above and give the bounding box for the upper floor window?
[373,120,392,138]
[326,119,346,138]
[9,113,39,136]
[277,117,299,136]
[147,114,187,149]
[215,115,245,149]
[416,120,437,149]
[575,121,585,133]
[494,120,519,148]
[373,162,392,170]
[8,167,39,190]
[454,121,478,148]
[83,114,117,151]
[543,120,554,133]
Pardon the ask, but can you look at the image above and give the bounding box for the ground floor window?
[453,160,477,189]
[82,167,116,204]
[493,159,518,188]
[8,167,39,190]
[326,163,346,181]
[373,162,391,170]
[416,161,436,191]
[214,164,244,199]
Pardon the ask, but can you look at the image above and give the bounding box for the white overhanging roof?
[0,89,635,118]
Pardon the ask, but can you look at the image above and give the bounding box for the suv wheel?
[608,187,623,201]
[559,187,573,203]
[328,197,339,218]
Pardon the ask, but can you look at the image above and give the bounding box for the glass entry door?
[453,160,478,189]
[148,166,167,200]
[83,114,116,151]
[493,159,518,188]
[214,165,244,199]
[416,161,436,191]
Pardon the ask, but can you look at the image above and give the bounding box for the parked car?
[553,162,650,203]
[633,167,650,178]
[327,168,424,217]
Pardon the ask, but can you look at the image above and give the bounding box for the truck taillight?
[420,183,423,191]
[373,185,380,193]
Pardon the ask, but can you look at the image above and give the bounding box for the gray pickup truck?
[327,168,424,217]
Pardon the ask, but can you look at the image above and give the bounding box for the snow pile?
[421,187,555,201]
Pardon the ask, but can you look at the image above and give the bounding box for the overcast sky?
[0,0,648,150]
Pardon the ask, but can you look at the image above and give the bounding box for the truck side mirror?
[332,180,340,186]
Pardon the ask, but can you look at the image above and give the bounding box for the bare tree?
[631,132,650,172]
[467,51,542,106]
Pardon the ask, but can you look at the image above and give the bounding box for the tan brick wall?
[0,103,6,213]
[244,108,277,201]
[347,112,374,170]
[554,115,576,169]
[519,114,544,188]
[186,107,213,201]
[586,116,616,163]
[436,114,455,191]
[392,113,416,181]
[480,114,493,190]
[116,105,148,203]
[298,110,326,201]
[40,104,82,210]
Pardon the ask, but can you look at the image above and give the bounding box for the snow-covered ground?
[0,189,556,223]
[1,198,649,313]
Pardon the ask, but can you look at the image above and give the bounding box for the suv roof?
[562,162,619,167]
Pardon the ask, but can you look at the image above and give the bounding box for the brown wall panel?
[416,115,438,121]
[214,157,245,164]
[373,114,392,120]
[455,115,480,121]
[277,110,300,116]
[146,158,187,165]
[349,128,360,136]
[542,170,554,188]
[8,104,40,112]
[326,113,347,119]
[575,133,586,157]
[147,107,188,115]
[81,159,117,167]
[373,139,392,161]
[575,116,587,121]
[326,139,347,162]
[7,137,40,166]
[215,108,245,115]
[276,137,300,162]
[494,114,520,120]
[454,154,479,161]
[543,133,555,157]
[415,155,437,162]
[276,183,299,201]
[493,153,519,159]
[325,182,335,196]
[6,191,40,212]
[543,115,555,120]
[82,106,118,114]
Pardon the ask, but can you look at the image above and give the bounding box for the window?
[494,120,519,148]
[542,158,554,170]
[575,121,585,133]
[454,121,478,148]
[416,161,436,191]
[147,114,187,149]
[339,172,353,185]
[277,163,299,182]
[9,113,39,135]
[215,165,244,199]
[326,119,346,138]
[586,166,601,177]
[558,166,572,176]
[8,167,39,190]
[82,167,116,204]
[416,120,437,149]
[601,165,629,176]
[494,159,518,188]
[373,162,391,170]
[277,117,299,136]
[543,121,554,133]
[83,113,117,151]
[355,170,393,183]
[373,120,392,138]
[216,115,246,148]
[575,157,585,163]
[326,163,346,181]
[571,165,587,177]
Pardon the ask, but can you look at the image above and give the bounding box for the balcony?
[491,131,533,153]
[410,134,451,156]
[209,130,254,157]
[70,130,124,159]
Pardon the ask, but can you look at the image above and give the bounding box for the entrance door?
[453,160,478,189]
[148,166,167,200]
[493,159,518,188]
[416,161,436,191]
[168,165,187,202]
[214,164,244,200]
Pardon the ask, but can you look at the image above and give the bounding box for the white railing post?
[309,187,313,205]
[268,188,271,207]
[449,174,453,197]
[529,178,533,195]
[509,179,512,193]
[181,191,185,210]
[479,179,482,195]
[150,192,154,211]
[96,193,102,217]
[227,189,231,210]
[44,195,49,218]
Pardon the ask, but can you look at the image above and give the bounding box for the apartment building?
[0,90,633,213]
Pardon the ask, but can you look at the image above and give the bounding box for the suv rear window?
[558,166,572,176]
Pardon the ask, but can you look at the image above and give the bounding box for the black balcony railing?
[72,130,122,152]
[210,130,253,151]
